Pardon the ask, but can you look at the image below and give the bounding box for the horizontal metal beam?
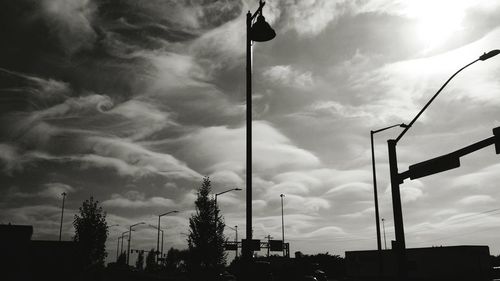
[400,135,496,181]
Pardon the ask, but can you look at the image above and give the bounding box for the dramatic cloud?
[102,191,176,209]
[263,65,314,88]
[2,0,500,263]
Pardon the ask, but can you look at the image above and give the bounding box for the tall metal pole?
[265,234,272,257]
[120,231,128,255]
[157,215,161,261]
[59,192,67,241]
[235,226,238,258]
[371,132,384,281]
[157,211,178,263]
[280,194,285,257]
[382,218,387,250]
[388,139,406,280]
[117,237,122,262]
[161,230,164,259]
[127,225,132,265]
[370,132,382,251]
[121,234,124,254]
[244,10,253,260]
[127,222,144,265]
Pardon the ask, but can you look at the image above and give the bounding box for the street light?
[245,0,276,260]
[381,218,387,250]
[227,225,238,258]
[120,230,131,256]
[58,192,67,241]
[127,222,145,265]
[387,49,499,279]
[371,123,406,251]
[157,210,178,263]
[117,236,122,262]
[215,188,241,242]
[280,194,285,257]
[148,224,164,261]
[215,188,242,205]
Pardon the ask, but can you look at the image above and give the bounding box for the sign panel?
[269,240,283,251]
[242,239,261,251]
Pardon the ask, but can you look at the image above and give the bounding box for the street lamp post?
[58,192,67,241]
[117,236,122,262]
[381,218,387,250]
[157,211,178,263]
[120,230,131,256]
[215,188,241,246]
[371,123,406,251]
[370,123,406,280]
[245,0,276,260]
[227,225,239,258]
[215,187,241,206]
[215,188,242,205]
[280,194,285,257]
[149,224,165,263]
[127,222,145,265]
[387,49,499,280]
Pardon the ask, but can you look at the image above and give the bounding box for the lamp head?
[250,14,276,42]
[400,123,409,128]
[479,49,500,61]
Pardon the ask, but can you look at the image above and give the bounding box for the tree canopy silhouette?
[187,177,226,276]
[73,196,108,269]
[145,248,157,272]
[136,250,144,270]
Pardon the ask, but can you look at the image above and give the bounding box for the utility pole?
[265,235,273,257]
[244,0,276,260]
[280,194,285,257]
[59,192,67,241]
[382,218,387,250]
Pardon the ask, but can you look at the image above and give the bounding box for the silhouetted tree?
[165,247,181,271]
[117,252,126,265]
[136,251,144,270]
[145,248,157,272]
[187,177,226,279]
[165,247,190,272]
[73,196,108,269]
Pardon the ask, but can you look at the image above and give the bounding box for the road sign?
[494,127,500,154]
[408,154,460,180]
[242,239,261,251]
[269,240,283,251]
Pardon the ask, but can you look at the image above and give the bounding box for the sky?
[1,0,500,264]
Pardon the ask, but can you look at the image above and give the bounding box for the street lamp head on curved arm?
[130,222,145,228]
[216,188,242,197]
[372,123,408,135]
[479,49,500,61]
[280,194,285,198]
[395,50,500,144]
[160,210,179,217]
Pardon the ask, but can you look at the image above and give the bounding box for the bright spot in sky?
[404,0,471,52]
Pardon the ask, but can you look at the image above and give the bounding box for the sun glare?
[406,0,471,52]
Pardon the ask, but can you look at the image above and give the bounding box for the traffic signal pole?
[387,139,406,280]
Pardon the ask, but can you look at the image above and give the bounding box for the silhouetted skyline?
[1,0,500,266]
